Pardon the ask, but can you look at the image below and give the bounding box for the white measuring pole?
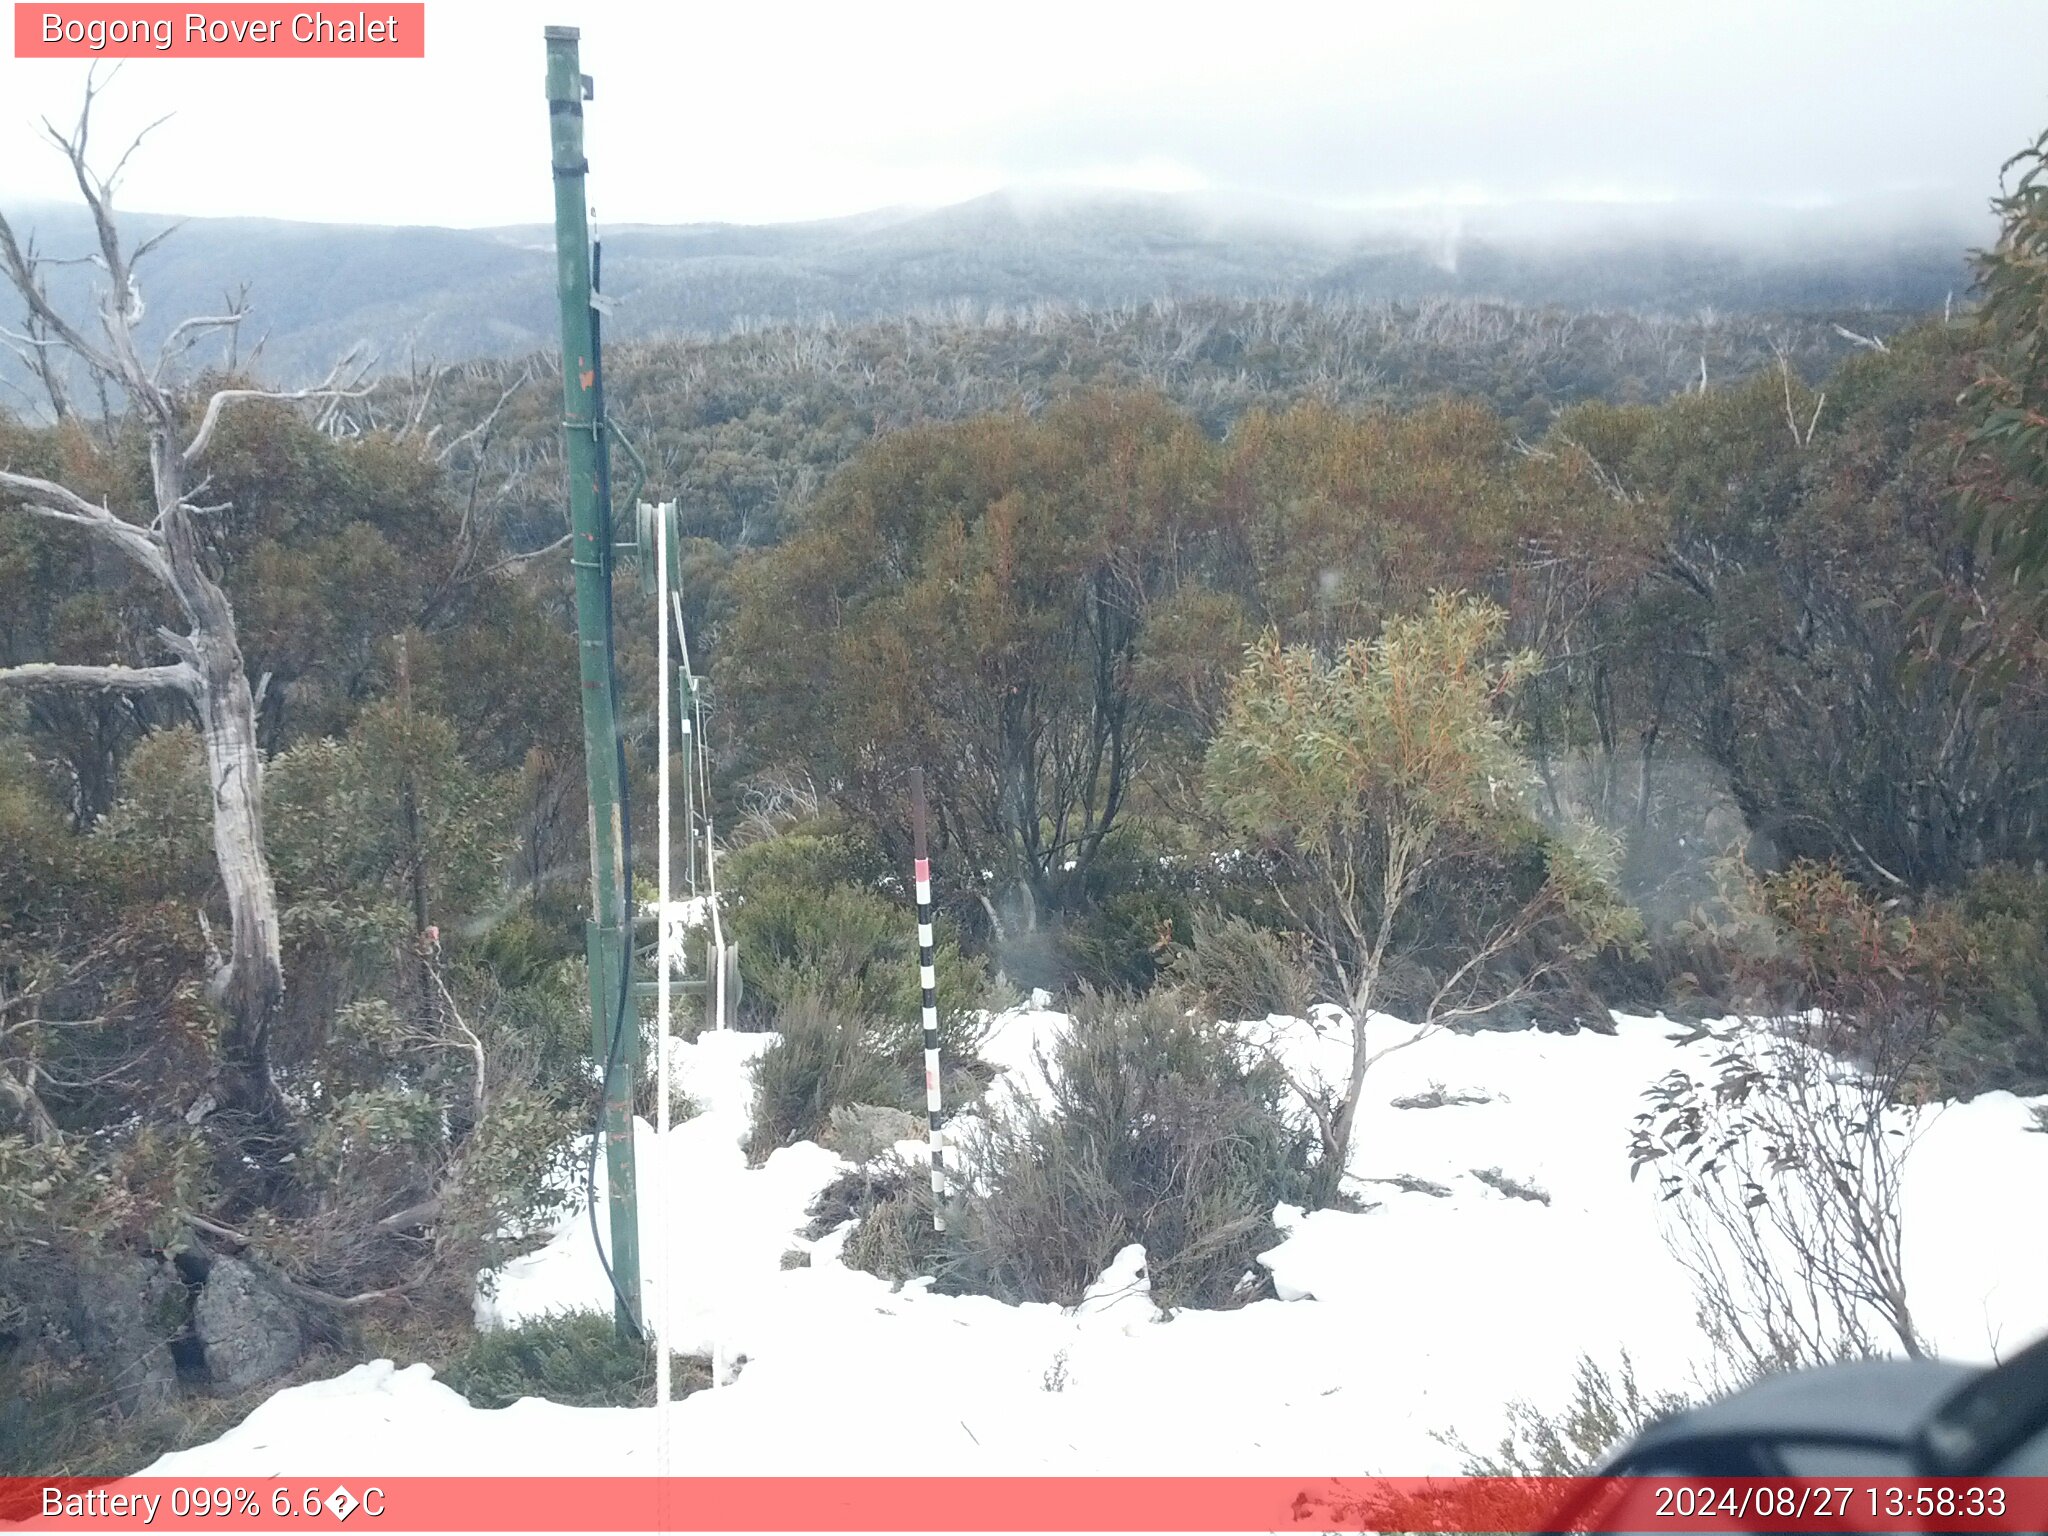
[654,502,673,1424]
[709,838,728,1034]
[910,769,947,1229]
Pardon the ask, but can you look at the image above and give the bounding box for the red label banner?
[4,1477,2048,1532]
[13,5,425,58]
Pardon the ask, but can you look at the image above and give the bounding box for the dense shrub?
[1923,865,2048,1097]
[438,1311,709,1409]
[1164,913,1316,1022]
[718,818,889,896]
[945,990,1315,1309]
[0,1347,334,1477]
[715,820,990,1045]
[1058,888,1191,993]
[745,994,914,1164]
[1053,824,1199,992]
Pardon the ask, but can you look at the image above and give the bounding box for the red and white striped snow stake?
[910,768,947,1231]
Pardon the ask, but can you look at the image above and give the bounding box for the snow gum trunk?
[157,440,290,1151]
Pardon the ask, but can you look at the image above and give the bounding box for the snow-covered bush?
[811,1161,948,1285]
[944,990,1315,1309]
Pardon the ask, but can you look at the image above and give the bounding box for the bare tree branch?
[432,362,533,465]
[459,531,572,584]
[0,1059,61,1145]
[129,219,187,270]
[0,468,176,586]
[0,211,122,383]
[155,308,246,380]
[103,113,175,199]
[182,345,374,465]
[0,660,197,696]
[178,1212,422,1309]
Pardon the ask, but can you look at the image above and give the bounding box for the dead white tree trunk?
[0,80,368,1164]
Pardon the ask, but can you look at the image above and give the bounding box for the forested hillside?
[3,111,2046,1477]
[407,294,1888,562]
[1,190,1974,395]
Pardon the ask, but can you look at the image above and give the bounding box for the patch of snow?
[144,1001,2048,1482]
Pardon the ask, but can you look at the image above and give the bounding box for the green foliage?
[1204,593,1636,1024]
[90,728,215,895]
[1058,888,1191,993]
[1958,128,2048,597]
[945,990,1314,1309]
[290,951,588,1300]
[1917,865,2048,1097]
[438,1312,708,1410]
[0,768,89,921]
[1206,594,1540,865]
[433,969,588,1279]
[724,393,1225,925]
[307,1087,443,1182]
[0,1120,214,1254]
[1217,399,1525,647]
[733,882,931,1023]
[719,818,889,894]
[44,731,228,1131]
[475,956,594,1092]
[718,820,988,1048]
[267,699,513,951]
[1051,824,1201,993]
[468,903,581,990]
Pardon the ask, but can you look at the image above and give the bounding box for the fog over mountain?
[0,186,1987,399]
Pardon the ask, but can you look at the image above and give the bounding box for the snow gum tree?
[0,86,367,1173]
[1202,592,1638,1202]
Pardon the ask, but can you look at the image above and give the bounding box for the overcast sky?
[2,0,2045,230]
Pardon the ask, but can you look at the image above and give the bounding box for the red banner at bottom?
[5,1477,2047,1532]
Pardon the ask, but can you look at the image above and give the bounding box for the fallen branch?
[179,1211,420,1310]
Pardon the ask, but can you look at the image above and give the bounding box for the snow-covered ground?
[144,1004,2048,1479]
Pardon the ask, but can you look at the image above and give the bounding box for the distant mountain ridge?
[0,188,1988,395]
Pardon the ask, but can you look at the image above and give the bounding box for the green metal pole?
[544,24,640,1339]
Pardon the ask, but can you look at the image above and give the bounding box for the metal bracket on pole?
[628,499,681,598]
